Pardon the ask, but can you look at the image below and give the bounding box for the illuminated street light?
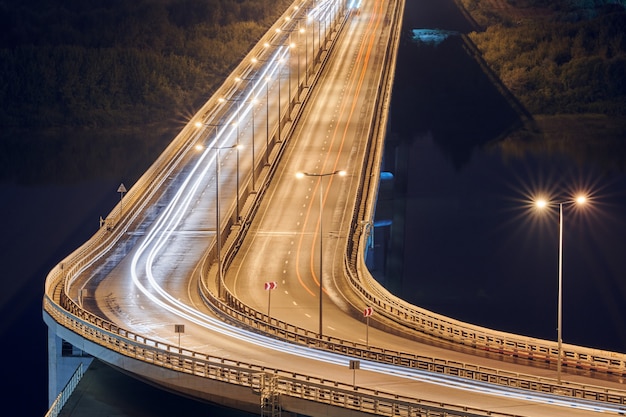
[296,169,347,338]
[288,40,295,114]
[534,193,588,384]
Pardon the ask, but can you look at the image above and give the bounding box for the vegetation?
[463,0,626,116]
[0,0,292,184]
[0,0,291,129]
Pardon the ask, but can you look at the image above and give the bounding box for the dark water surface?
[372,0,626,352]
[1,0,625,415]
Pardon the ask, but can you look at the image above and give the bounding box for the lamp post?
[265,76,270,165]
[277,57,283,142]
[296,169,346,338]
[235,76,260,192]
[252,57,271,166]
[214,143,240,298]
[194,121,241,297]
[299,26,306,88]
[219,97,242,222]
[250,98,258,191]
[535,194,587,384]
[288,39,294,115]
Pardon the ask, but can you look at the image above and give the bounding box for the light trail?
[131,246,625,414]
[106,1,625,415]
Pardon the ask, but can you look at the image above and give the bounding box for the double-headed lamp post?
[193,121,241,298]
[535,194,587,384]
[296,169,346,338]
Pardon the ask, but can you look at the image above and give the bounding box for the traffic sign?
[264,281,278,290]
[363,307,373,317]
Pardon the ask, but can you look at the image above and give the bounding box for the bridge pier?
[47,326,92,407]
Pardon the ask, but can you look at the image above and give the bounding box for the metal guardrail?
[335,0,626,382]
[199,269,626,407]
[191,0,626,406]
[42,0,626,416]
[344,191,626,376]
[43,297,524,417]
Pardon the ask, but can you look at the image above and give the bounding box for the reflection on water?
[0,126,174,185]
[371,0,626,352]
[411,29,459,46]
[390,32,522,170]
[497,114,626,174]
[0,124,176,415]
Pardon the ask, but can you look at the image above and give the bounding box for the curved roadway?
[57,0,626,415]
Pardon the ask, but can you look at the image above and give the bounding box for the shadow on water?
[370,0,626,352]
[0,125,176,185]
[376,0,525,291]
[0,124,176,414]
[391,32,523,170]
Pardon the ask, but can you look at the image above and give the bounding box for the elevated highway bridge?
[44,0,626,415]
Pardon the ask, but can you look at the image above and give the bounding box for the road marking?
[254,231,301,236]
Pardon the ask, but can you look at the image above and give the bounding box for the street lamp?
[250,98,258,190]
[218,97,242,222]
[299,26,308,86]
[296,169,346,338]
[265,76,270,165]
[235,76,261,191]
[214,143,241,298]
[251,57,272,167]
[277,57,284,141]
[194,121,242,297]
[535,194,587,384]
[288,40,295,115]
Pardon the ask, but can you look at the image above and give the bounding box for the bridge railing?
[344,209,626,376]
[43,0,626,413]
[44,0,329,304]
[191,0,626,405]
[43,296,522,417]
[336,0,626,382]
[198,260,626,408]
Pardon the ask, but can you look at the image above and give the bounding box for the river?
[1,0,624,415]
[371,0,626,353]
